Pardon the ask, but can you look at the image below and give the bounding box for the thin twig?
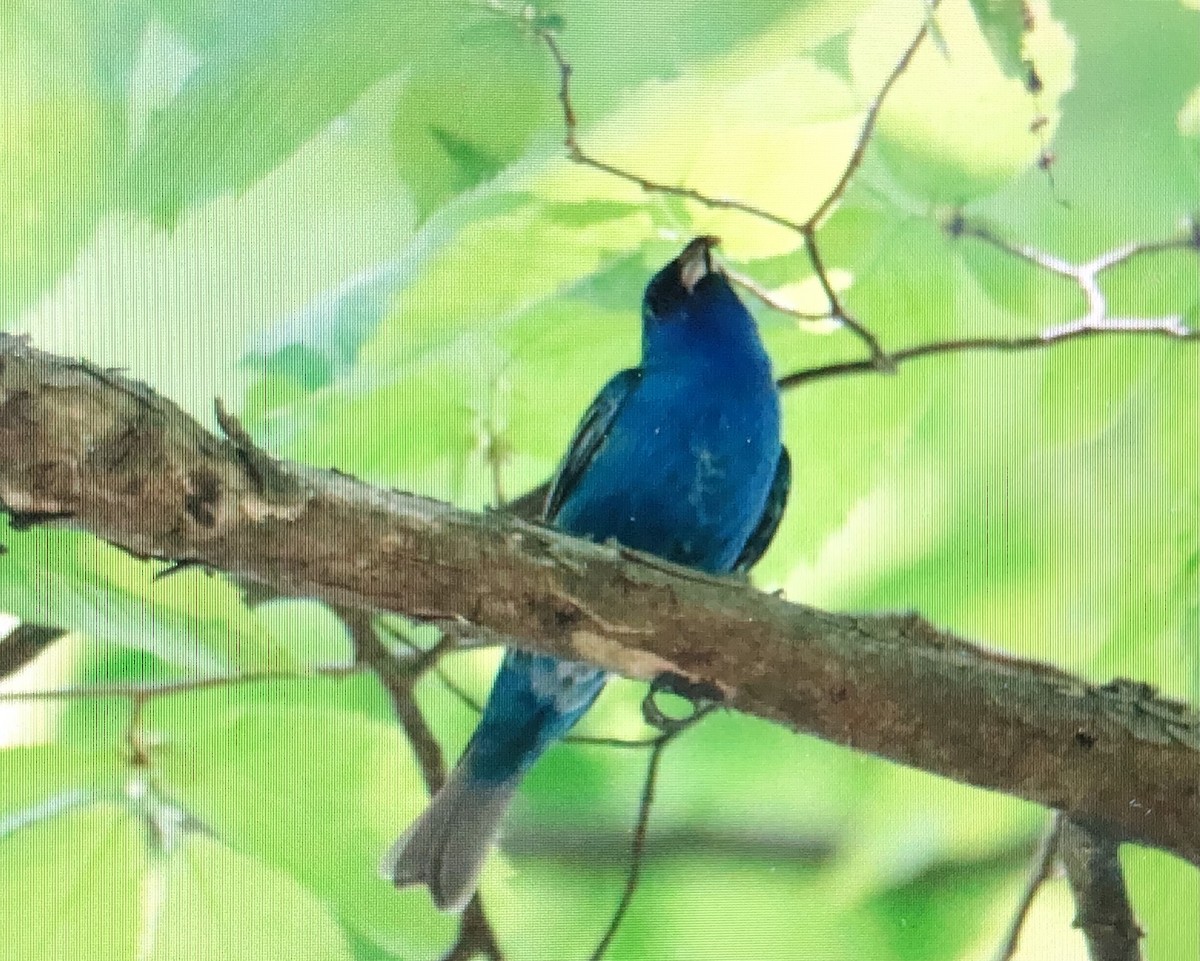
[721,265,832,322]
[568,731,661,750]
[343,609,448,793]
[587,704,715,960]
[776,311,1199,389]
[800,230,894,370]
[0,664,362,703]
[993,814,1065,961]
[535,25,912,370]
[338,609,504,961]
[125,694,154,769]
[805,2,939,229]
[586,736,668,960]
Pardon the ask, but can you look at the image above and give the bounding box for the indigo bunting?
[382,236,790,911]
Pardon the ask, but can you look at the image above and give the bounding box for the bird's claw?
[642,672,723,734]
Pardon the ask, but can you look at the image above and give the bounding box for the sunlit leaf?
[967,0,1029,80]
[153,698,457,954]
[851,0,1075,201]
[0,7,123,320]
[0,529,295,671]
[124,0,478,222]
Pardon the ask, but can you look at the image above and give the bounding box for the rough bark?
[1,333,1198,866]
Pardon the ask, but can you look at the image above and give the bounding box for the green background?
[1,0,1197,958]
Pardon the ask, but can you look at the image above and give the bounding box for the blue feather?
[383,237,787,911]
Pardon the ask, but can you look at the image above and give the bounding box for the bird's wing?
[732,445,791,574]
[542,367,644,524]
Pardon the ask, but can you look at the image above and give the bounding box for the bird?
[381,236,790,912]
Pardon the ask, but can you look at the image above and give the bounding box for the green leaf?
[0,805,144,960]
[852,0,1076,202]
[147,832,356,961]
[0,745,125,827]
[829,765,1040,898]
[154,698,458,953]
[124,0,480,223]
[0,7,123,320]
[967,0,1029,80]
[0,528,295,671]
[0,792,356,961]
[388,15,558,217]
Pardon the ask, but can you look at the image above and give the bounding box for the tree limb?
[1060,818,1145,961]
[1,334,1198,867]
[0,622,65,680]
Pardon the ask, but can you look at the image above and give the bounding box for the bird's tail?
[380,758,518,913]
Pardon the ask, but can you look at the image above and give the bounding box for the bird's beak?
[678,236,720,294]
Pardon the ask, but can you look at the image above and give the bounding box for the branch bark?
[1,334,1198,866]
[0,622,65,680]
[1060,818,1145,961]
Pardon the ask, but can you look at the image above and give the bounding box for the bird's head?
[641,237,765,367]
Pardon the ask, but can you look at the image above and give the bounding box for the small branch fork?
[775,222,1199,387]
[993,814,1145,961]
[950,215,1198,330]
[339,610,504,961]
[535,13,933,370]
[531,6,1200,393]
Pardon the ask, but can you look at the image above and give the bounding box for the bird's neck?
[643,320,773,385]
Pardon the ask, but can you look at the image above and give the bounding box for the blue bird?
[382,236,790,911]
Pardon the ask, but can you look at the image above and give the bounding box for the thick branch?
[1,334,1198,866]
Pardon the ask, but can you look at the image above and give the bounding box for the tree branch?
[535,22,909,370]
[339,609,504,961]
[1,334,1198,867]
[778,225,1200,388]
[1060,818,1144,961]
[0,622,65,680]
[776,308,1199,389]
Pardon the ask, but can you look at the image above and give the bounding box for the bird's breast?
[554,368,780,574]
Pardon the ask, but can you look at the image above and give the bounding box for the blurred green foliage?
[0,0,1197,958]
